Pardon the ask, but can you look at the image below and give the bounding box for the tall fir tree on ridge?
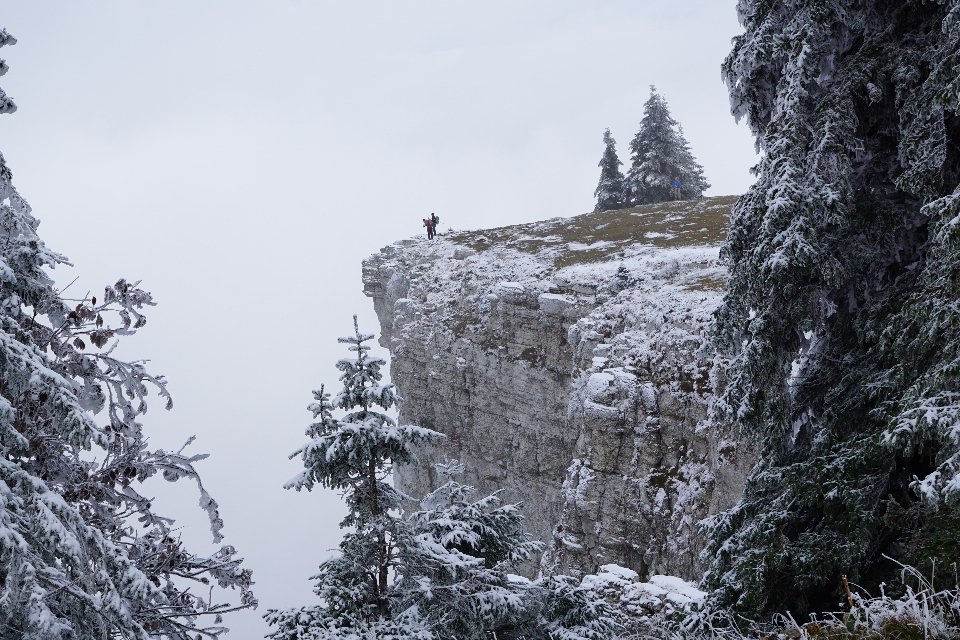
[266,319,616,640]
[593,129,625,212]
[705,0,960,621]
[0,30,255,639]
[626,86,709,204]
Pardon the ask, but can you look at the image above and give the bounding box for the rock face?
[362,197,756,582]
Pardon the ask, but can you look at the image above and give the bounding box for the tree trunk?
[369,456,388,615]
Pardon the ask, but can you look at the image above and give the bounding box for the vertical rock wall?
[362,198,756,581]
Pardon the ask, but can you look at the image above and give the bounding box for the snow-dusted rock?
[539,292,576,318]
[580,564,705,621]
[362,197,757,581]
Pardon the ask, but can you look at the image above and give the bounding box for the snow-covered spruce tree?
[265,318,444,639]
[267,322,615,640]
[401,462,615,640]
[0,31,255,639]
[626,87,709,203]
[525,576,618,640]
[705,0,960,621]
[400,461,537,637]
[593,129,625,212]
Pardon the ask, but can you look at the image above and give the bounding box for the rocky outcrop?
[362,197,757,582]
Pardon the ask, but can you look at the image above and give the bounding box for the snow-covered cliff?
[362,196,756,582]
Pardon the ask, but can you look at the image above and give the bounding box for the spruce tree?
[593,129,625,212]
[626,87,709,203]
[403,464,615,640]
[706,0,960,621]
[0,31,255,639]
[399,460,544,638]
[267,317,443,639]
[267,321,615,640]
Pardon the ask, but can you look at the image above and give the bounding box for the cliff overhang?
[363,196,756,581]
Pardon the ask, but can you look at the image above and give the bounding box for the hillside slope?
[362,196,756,580]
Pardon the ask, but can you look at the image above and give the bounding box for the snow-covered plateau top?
[366,196,735,355]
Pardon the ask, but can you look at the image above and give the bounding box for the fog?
[0,2,755,637]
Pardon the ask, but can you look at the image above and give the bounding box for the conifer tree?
[267,321,615,640]
[402,463,616,640]
[626,87,709,203]
[593,129,625,212]
[267,317,443,639]
[706,0,960,621]
[399,460,543,638]
[0,30,255,639]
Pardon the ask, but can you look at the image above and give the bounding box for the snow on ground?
[581,564,706,619]
[371,197,735,345]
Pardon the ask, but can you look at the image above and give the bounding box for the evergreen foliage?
[0,32,255,639]
[0,30,16,115]
[626,87,709,203]
[267,321,615,640]
[524,576,619,640]
[399,461,542,638]
[593,129,625,212]
[268,317,443,639]
[706,0,960,621]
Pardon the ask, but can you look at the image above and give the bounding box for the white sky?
[0,2,755,638]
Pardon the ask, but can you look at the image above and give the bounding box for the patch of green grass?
[683,273,729,292]
[446,196,737,269]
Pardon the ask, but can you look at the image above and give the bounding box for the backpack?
[433,214,440,224]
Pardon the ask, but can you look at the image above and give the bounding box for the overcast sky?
[1,2,755,638]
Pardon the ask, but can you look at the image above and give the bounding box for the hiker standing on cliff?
[672,176,682,200]
[423,217,434,240]
[431,212,439,237]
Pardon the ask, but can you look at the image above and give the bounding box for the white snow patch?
[648,575,706,603]
[598,564,639,581]
[568,240,617,251]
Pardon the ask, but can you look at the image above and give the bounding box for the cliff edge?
[362,196,756,582]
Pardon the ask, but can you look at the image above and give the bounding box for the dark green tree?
[706,0,960,621]
[267,321,615,640]
[593,129,625,211]
[626,87,709,203]
[266,318,443,640]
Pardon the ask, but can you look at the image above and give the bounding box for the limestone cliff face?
[362,197,756,582]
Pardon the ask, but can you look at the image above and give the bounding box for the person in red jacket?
[423,217,434,240]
